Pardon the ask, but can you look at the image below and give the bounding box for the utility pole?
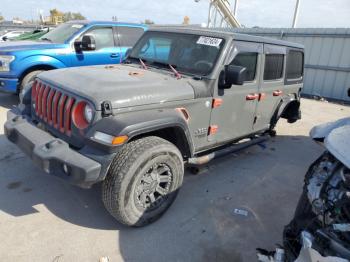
[292,0,301,28]
[233,0,238,17]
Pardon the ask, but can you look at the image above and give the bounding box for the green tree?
[63,12,86,22]
[50,9,63,17]
[143,19,154,25]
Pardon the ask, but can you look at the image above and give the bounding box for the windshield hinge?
[101,101,113,117]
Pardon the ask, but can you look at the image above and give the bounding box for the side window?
[286,50,304,80]
[231,52,258,81]
[82,27,114,50]
[116,27,145,47]
[264,54,284,81]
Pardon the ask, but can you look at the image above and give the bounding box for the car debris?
[99,257,109,262]
[233,208,249,217]
[257,88,350,261]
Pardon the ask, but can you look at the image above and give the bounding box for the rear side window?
[231,52,258,81]
[286,50,304,79]
[116,27,145,47]
[264,54,284,80]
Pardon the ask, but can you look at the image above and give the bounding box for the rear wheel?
[102,136,184,227]
[18,70,44,95]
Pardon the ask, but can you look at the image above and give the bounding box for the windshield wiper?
[146,60,182,79]
[168,64,182,79]
[139,58,148,70]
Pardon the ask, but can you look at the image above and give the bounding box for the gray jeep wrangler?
[4,27,304,227]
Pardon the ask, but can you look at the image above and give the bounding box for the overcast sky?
[1,0,350,28]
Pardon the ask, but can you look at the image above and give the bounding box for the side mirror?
[220,65,246,88]
[74,35,96,52]
[82,35,96,51]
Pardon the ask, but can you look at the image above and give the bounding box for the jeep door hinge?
[101,101,113,117]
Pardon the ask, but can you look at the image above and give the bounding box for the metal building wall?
[228,28,350,102]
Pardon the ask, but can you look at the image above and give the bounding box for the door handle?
[273,90,283,96]
[246,93,259,100]
[110,53,120,58]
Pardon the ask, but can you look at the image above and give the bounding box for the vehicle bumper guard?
[4,110,101,188]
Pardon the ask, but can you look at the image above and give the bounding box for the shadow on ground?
[0,133,323,261]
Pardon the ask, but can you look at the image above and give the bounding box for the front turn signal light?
[112,135,128,145]
[93,131,128,146]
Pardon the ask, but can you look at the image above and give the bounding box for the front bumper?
[4,110,102,188]
[0,77,18,93]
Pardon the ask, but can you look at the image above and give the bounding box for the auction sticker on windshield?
[197,36,223,47]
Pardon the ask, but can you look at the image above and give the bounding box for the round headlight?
[72,101,94,130]
[84,104,93,123]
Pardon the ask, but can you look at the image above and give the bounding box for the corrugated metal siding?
[225,28,350,102]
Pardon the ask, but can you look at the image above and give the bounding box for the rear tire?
[102,136,184,227]
[18,70,44,95]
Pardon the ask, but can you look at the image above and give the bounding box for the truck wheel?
[102,136,184,227]
[18,70,44,95]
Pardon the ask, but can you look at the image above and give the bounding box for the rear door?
[209,41,263,144]
[71,26,121,66]
[114,26,145,61]
[253,45,286,132]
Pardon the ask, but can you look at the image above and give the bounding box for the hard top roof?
[148,26,304,49]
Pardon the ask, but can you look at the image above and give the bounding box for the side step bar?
[187,135,269,165]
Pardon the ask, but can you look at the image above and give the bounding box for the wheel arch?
[280,100,301,122]
[19,64,57,83]
[271,96,301,127]
[129,125,192,159]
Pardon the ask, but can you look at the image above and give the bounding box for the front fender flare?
[86,108,194,155]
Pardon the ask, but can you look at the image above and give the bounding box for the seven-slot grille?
[32,80,76,136]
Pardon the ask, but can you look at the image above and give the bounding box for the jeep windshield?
[129,31,225,76]
[39,23,85,43]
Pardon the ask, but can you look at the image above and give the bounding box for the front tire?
[102,136,184,227]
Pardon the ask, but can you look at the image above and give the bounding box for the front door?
[71,26,121,66]
[209,41,263,144]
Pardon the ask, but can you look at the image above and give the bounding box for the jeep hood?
[310,117,350,169]
[0,40,66,52]
[38,65,195,110]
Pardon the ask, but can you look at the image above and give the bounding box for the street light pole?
[292,0,301,28]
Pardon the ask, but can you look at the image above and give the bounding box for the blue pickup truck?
[0,21,147,94]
